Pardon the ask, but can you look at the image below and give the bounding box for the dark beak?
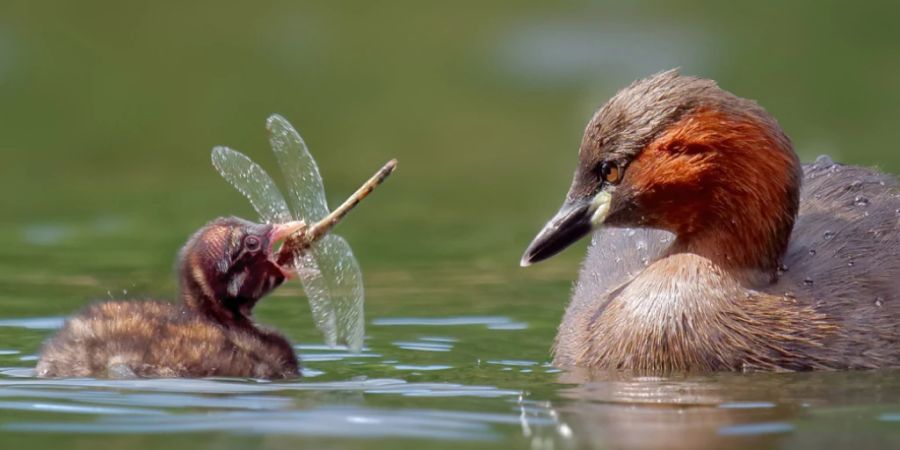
[521,196,593,266]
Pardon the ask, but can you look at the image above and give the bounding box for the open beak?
[520,189,612,267]
[270,220,306,245]
[268,221,307,278]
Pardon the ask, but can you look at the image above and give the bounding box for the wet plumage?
[36,217,304,379]
[524,70,900,372]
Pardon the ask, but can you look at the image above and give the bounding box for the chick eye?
[599,161,622,185]
[243,235,262,252]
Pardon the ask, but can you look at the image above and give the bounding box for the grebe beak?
[268,221,307,278]
[270,220,306,245]
[521,190,612,267]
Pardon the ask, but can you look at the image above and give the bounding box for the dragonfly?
[210,114,396,352]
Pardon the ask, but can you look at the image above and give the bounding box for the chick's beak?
[267,220,306,278]
[520,189,612,267]
[270,220,306,245]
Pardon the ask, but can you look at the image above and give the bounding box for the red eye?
[244,235,262,252]
[599,161,622,184]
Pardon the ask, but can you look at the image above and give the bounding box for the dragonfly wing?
[295,234,365,352]
[211,146,293,224]
[291,250,338,347]
[267,114,365,351]
[266,114,329,222]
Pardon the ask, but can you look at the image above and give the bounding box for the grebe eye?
[244,235,262,252]
[599,161,622,185]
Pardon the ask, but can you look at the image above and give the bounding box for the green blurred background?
[1,0,899,311]
[1,3,899,448]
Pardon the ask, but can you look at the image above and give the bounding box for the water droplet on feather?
[776,264,788,276]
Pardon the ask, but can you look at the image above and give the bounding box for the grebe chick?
[522,70,900,372]
[36,217,305,379]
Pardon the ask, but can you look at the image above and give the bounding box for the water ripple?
[0,317,65,330]
[717,422,795,436]
[373,316,527,330]
[393,341,454,352]
[0,377,521,398]
[3,406,501,440]
[0,400,166,416]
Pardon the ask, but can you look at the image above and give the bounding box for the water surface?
[1,256,898,449]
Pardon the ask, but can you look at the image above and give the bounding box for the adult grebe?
[522,70,900,372]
